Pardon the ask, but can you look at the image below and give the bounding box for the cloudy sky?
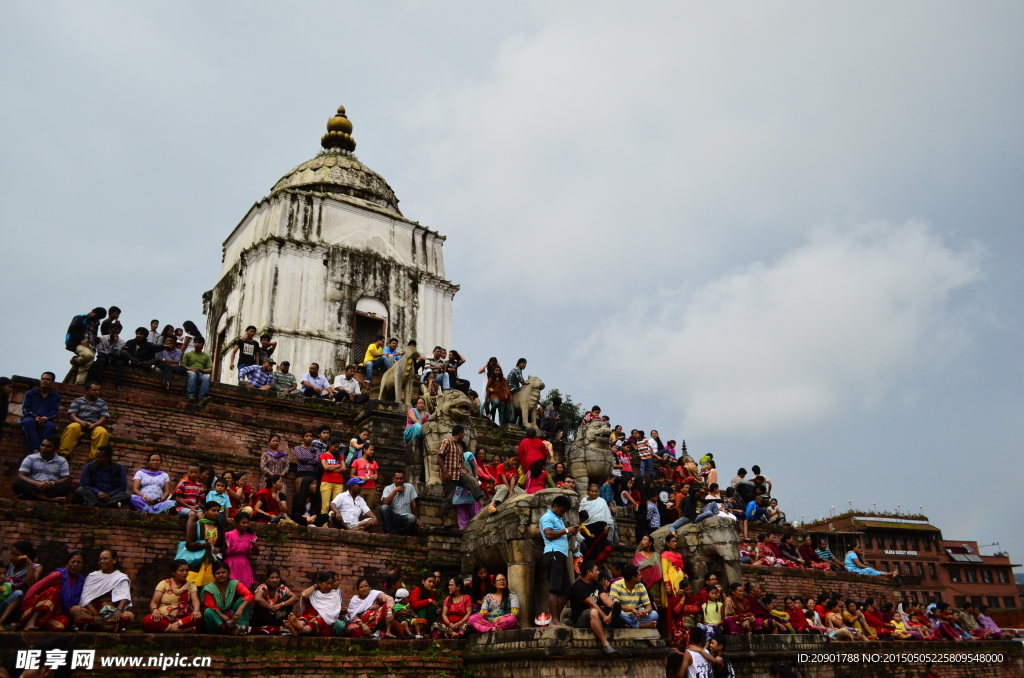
[2,3,1022,568]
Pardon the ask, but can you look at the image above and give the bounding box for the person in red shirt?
[862,598,892,638]
[516,428,548,474]
[318,437,347,516]
[350,444,380,509]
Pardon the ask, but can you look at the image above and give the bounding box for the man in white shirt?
[330,478,376,531]
[332,364,368,404]
[300,363,334,400]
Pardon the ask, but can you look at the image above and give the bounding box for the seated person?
[174,463,207,516]
[19,372,61,452]
[122,327,159,377]
[362,336,391,383]
[0,541,43,628]
[569,560,621,655]
[329,478,376,531]
[286,571,344,637]
[272,361,298,396]
[380,471,421,536]
[422,346,451,390]
[609,565,658,629]
[92,324,126,387]
[383,338,403,364]
[299,363,333,399]
[251,475,289,524]
[815,538,846,571]
[58,381,110,459]
[70,549,134,631]
[155,336,187,389]
[73,445,129,509]
[333,364,369,404]
[251,566,299,635]
[19,552,85,631]
[13,436,73,503]
[142,560,201,633]
[844,546,897,576]
[290,476,330,527]
[239,359,276,390]
[200,561,253,635]
[182,337,214,404]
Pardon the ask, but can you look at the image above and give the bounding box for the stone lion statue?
[649,518,742,591]
[420,390,478,485]
[378,350,432,412]
[511,376,544,429]
[566,419,613,492]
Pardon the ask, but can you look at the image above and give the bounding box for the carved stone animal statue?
[649,517,742,591]
[378,350,432,412]
[511,376,544,429]
[420,390,478,485]
[566,419,614,492]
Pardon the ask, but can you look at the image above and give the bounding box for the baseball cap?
[346,477,365,487]
[395,588,409,600]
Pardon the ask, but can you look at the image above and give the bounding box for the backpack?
[65,314,89,352]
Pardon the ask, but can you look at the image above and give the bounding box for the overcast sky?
[2,2,1022,569]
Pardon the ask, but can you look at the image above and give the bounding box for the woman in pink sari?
[632,535,663,601]
[223,514,259,589]
[466,574,520,633]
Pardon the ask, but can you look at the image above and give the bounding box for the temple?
[202,106,457,383]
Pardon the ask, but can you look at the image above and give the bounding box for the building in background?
[936,540,1020,610]
[804,513,947,605]
[203,106,457,383]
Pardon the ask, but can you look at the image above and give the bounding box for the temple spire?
[321,105,356,152]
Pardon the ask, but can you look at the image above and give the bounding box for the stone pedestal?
[464,628,670,678]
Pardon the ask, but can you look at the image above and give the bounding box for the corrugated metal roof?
[855,520,940,531]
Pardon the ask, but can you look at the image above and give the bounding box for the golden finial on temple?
[321,105,356,152]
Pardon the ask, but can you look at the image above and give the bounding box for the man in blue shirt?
[20,372,62,452]
[746,496,769,523]
[73,445,129,509]
[540,494,578,626]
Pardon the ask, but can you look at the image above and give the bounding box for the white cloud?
[576,222,982,436]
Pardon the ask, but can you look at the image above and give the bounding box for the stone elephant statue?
[650,517,742,592]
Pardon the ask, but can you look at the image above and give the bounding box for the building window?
[909,591,919,603]
[924,537,933,552]
[868,561,877,570]
[864,535,873,550]
[911,537,919,551]
[888,535,896,549]
[971,596,984,607]
[928,563,937,579]
[997,570,1009,584]
[949,569,961,583]
[981,570,993,583]
[916,563,925,578]
[880,561,890,573]
[954,596,967,608]
[965,570,977,583]
[1004,597,1017,609]
[904,562,914,576]
[933,591,942,603]
[987,597,1001,608]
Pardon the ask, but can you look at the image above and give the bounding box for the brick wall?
[0,501,430,613]
[742,564,902,603]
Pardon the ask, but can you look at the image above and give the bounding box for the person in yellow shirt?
[363,335,390,382]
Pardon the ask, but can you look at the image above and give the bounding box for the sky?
[2,2,1022,569]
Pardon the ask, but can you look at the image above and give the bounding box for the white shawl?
[303,588,344,625]
[347,590,386,619]
[80,570,132,608]
[579,496,613,526]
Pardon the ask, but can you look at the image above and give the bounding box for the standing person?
[300,363,334,399]
[541,495,578,626]
[256,334,277,364]
[318,437,347,515]
[184,502,223,586]
[293,430,319,481]
[568,560,619,655]
[350,444,380,509]
[73,445,129,508]
[19,372,62,452]
[259,434,290,492]
[380,471,421,536]
[635,431,654,481]
[674,626,716,678]
[99,306,121,335]
[65,307,106,385]
[147,320,162,345]
[13,436,73,503]
[660,533,687,633]
[227,326,260,380]
[92,324,126,386]
[223,514,259,590]
[182,337,214,404]
[273,361,298,397]
[437,425,485,529]
[516,428,548,477]
[362,336,391,383]
[480,365,514,425]
[58,381,110,459]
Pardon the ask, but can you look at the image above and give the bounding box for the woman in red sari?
[20,552,85,631]
[285,571,344,637]
[346,577,394,638]
[723,582,761,634]
[669,579,703,648]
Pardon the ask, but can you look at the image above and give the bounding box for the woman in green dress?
[201,561,253,635]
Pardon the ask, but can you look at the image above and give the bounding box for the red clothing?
[525,471,549,494]
[516,438,548,474]
[496,463,518,486]
[251,489,281,522]
[175,478,205,508]
[409,585,436,611]
[350,458,378,489]
[789,608,810,632]
[320,452,345,484]
[202,582,254,610]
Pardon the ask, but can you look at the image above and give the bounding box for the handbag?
[175,523,208,567]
